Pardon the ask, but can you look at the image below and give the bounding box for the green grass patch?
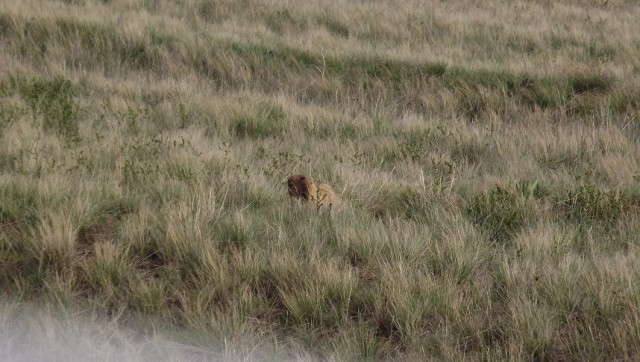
[1,75,82,144]
[555,182,640,228]
[465,183,542,243]
[0,179,40,226]
[230,101,287,139]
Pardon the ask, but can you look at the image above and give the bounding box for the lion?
[287,174,342,209]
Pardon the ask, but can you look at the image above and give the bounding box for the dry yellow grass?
[1,0,640,360]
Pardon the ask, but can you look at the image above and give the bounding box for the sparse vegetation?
[1,0,640,360]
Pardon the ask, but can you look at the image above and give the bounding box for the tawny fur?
[287,174,342,208]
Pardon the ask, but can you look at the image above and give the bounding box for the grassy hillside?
[1,0,640,360]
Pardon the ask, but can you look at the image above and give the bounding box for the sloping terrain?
[1,0,640,360]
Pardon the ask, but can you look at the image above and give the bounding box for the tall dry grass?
[1,0,640,360]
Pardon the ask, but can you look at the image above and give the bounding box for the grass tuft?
[231,101,287,139]
[465,184,535,243]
